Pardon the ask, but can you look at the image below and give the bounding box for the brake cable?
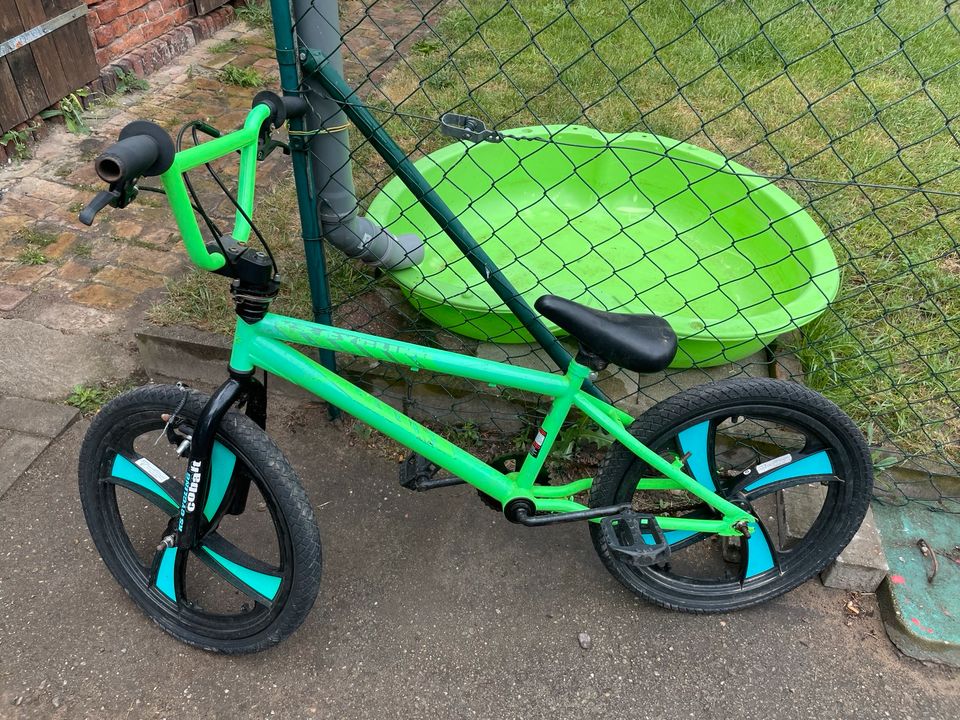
[188,124,278,275]
[176,121,231,263]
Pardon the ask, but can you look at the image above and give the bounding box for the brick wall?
[86,0,200,67]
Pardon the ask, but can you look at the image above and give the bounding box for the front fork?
[174,370,264,549]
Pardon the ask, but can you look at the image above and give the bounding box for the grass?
[218,64,266,88]
[148,178,368,333]
[345,0,960,463]
[235,0,272,30]
[156,1,958,465]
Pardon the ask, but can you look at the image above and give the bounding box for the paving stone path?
[0,20,285,496]
[0,3,436,496]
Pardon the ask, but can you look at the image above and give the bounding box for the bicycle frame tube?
[228,314,754,534]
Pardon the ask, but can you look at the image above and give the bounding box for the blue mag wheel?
[590,378,873,612]
[78,384,321,653]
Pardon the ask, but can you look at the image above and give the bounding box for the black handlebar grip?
[94,120,176,184]
[253,91,309,128]
[94,135,161,183]
[281,96,308,121]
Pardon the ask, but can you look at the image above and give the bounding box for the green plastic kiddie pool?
[367,125,839,367]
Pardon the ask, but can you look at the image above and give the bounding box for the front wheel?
[590,378,873,612]
[78,384,322,653]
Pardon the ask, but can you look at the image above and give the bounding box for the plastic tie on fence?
[440,113,502,143]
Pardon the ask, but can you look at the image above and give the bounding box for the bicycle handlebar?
[79,99,286,272]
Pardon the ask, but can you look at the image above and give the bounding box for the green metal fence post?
[268,0,339,415]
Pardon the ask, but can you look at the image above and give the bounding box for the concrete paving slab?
[1,415,958,718]
[822,505,889,592]
[31,303,122,334]
[0,433,50,499]
[0,319,136,401]
[0,397,78,438]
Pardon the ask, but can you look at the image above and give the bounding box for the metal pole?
[269,0,340,416]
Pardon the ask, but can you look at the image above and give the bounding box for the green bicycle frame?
[153,102,756,539]
[228,314,754,535]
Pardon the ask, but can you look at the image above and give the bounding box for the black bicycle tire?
[78,384,322,653]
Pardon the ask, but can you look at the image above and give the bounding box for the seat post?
[565,356,595,383]
[575,344,608,372]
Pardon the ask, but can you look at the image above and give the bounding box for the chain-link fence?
[277,0,959,510]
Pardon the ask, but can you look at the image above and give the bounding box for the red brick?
[117,0,151,14]
[86,78,106,102]
[143,14,176,43]
[93,24,115,47]
[123,51,145,76]
[138,46,161,74]
[144,0,163,20]
[87,11,100,30]
[100,67,118,94]
[101,27,146,62]
[173,5,193,24]
[168,26,195,54]
[96,4,123,25]
[111,8,147,38]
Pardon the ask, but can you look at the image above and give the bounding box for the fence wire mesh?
[280,0,960,510]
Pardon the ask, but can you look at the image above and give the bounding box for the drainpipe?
[293,0,423,270]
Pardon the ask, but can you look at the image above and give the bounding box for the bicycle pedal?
[601,510,672,567]
[398,452,464,492]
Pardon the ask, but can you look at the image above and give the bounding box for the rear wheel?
[590,378,872,612]
[78,384,322,653]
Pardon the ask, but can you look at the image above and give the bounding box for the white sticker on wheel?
[135,457,170,484]
[755,453,793,475]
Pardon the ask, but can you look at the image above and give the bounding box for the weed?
[114,67,149,94]
[73,242,93,258]
[40,90,90,134]
[1,126,34,161]
[112,234,158,251]
[451,422,482,446]
[218,64,266,88]
[66,381,134,415]
[211,38,242,54]
[17,248,48,266]
[15,227,58,247]
[67,201,85,214]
